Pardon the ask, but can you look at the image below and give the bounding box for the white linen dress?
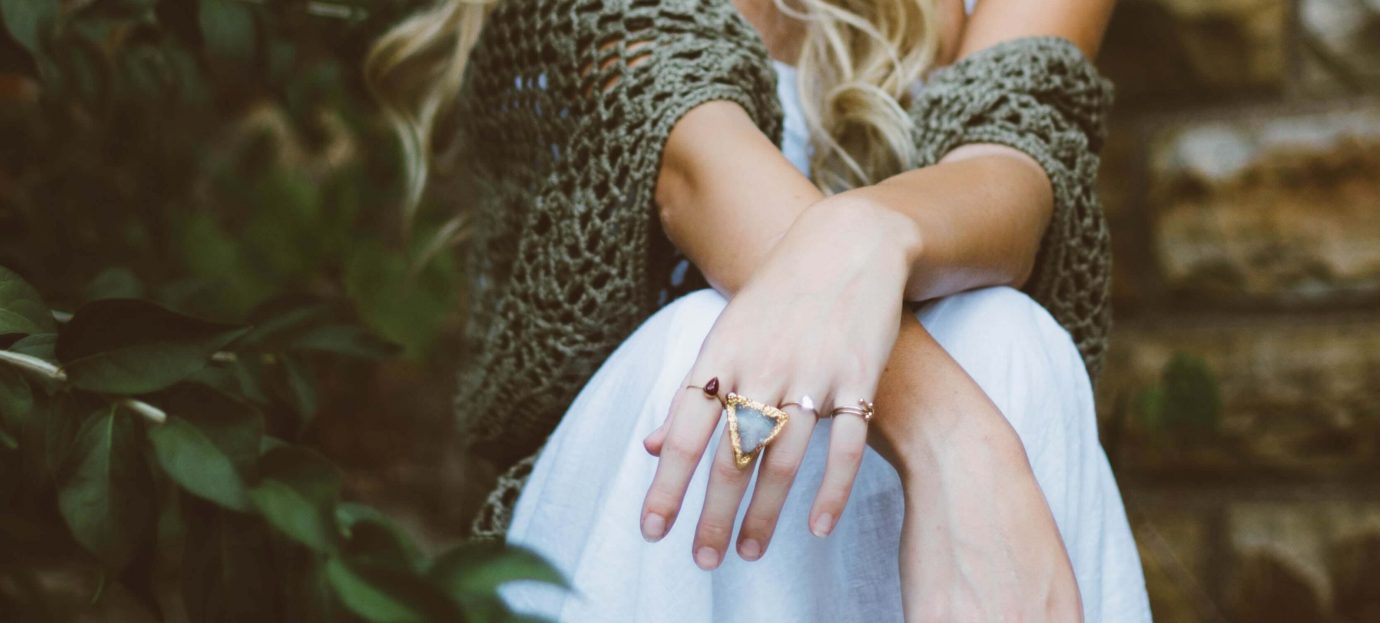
[501,42,1153,623]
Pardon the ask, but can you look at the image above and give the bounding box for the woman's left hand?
[640,197,920,569]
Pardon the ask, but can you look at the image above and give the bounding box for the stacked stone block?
[1094,1,1380,620]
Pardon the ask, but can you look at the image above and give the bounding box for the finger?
[736,398,816,561]
[645,371,696,456]
[691,423,755,570]
[641,373,727,543]
[809,406,869,537]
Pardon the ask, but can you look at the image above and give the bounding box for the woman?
[369,0,1151,620]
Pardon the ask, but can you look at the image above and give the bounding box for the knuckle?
[816,485,852,512]
[643,485,681,515]
[711,456,746,482]
[833,444,865,469]
[761,456,798,482]
[662,437,702,464]
[697,517,733,543]
[739,512,777,537]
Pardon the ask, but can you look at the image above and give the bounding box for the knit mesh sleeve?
[453,0,782,466]
[907,36,1116,378]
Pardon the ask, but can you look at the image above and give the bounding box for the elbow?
[1006,224,1047,290]
[1008,253,1038,290]
[654,164,691,248]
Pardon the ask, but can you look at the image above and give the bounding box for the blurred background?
[1095,1,1380,621]
[0,0,1377,621]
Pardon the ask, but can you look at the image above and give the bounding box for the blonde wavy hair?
[366,0,942,226]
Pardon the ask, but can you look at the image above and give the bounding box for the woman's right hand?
[640,196,920,569]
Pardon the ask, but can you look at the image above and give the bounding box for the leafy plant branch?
[0,265,564,622]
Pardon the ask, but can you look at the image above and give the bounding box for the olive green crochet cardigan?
[453,0,1114,534]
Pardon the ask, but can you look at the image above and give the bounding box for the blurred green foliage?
[0,0,463,359]
[1134,352,1223,439]
[0,266,563,622]
[0,1,548,620]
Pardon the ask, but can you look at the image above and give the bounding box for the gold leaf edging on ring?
[724,392,789,469]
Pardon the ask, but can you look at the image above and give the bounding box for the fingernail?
[695,546,721,570]
[642,513,666,542]
[739,538,762,561]
[811,513,834,537]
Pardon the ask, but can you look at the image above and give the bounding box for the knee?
[923,287,1075,366]
[918,287,1090,427]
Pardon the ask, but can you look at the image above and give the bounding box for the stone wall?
[1094,1,1380,621]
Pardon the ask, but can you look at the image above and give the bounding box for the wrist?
[868,318,1026,486]
[801,192,925,270]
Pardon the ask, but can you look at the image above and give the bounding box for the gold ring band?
[778,394,817,414]
[827,399,875,423]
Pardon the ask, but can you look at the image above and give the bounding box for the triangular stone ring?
[724,392,789,468]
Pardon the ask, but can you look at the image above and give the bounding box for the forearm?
[837,144,1053,301]
[869,311,1021,476]
[654,101,836,293]
[658,108,1053,305]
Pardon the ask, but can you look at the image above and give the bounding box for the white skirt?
[502,287,1152,622]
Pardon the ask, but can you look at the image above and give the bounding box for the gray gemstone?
[734,404,779,454]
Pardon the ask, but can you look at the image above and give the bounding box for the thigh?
[503,289,730,619]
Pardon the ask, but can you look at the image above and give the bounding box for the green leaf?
[83,267,146,302]
[249,479,333,553]
[239,299,331,350]
[344,241,459,360]
[198,0,256,64]
[258,435,286,455]
[0,367,33,450]
[259,354,318,434]
[248,445,341,553]
[0,265,56,336]
[289,324,400,360]
[9,332,58,363]
[326,557,461,623]
[148,416,253,512]
[56,406,156,569]
[7,333,60,394]
[35,392,98,483]
[336,503,421,572]
[0,0,57,56]
[157,386,264,475]
[429,542,568,598]
[56,299,249,394]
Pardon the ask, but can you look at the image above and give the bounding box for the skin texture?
[642,0,1116,620]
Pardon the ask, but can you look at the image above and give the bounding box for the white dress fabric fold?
[502,288,1151,622]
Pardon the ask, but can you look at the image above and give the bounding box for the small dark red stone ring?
[685,376,725,406]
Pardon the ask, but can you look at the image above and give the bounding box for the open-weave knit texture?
[452,0,783,468]
[453,1,1116,538]
[907,36,1115,378]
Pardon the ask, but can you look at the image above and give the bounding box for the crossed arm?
[658,0,1113,300]
[643,0,1115,619]
[653,0,1113,465]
